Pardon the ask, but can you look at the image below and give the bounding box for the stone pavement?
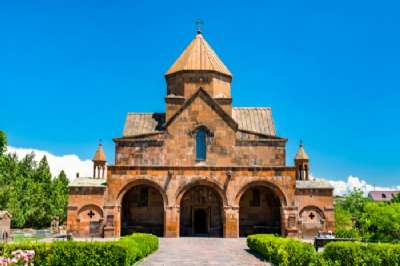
[140,237,270,266]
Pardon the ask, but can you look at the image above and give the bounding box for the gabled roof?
[92,144,106,162]
[69,177,107,188]
[296,180,333,190]
[166,33,232,77]
[368,190,400,201]
[123,113,165,137]
[164,88,238,130]
[121,97,278,137]
[232,108,276,136]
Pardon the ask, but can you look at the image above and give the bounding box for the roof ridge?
[233,107,271,110]
[127,112,165,115]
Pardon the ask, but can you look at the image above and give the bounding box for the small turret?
[92,143,106,179]
[295,141,309,180]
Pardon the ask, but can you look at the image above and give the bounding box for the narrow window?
[196,128,207,161]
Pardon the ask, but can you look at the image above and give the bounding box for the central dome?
[166,33,232,77]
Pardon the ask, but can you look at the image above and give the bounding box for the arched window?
[196,128,207,161]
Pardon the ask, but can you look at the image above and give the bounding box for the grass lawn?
[11,233,44,243]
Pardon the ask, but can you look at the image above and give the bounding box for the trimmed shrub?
[247,234,316,266]
[334,228,360,239]
[0,242,52,265]
[247,235,400,266]
[322,241,400,266]
[0,233,158,266]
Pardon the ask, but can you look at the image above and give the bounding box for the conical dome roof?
[92,144,106,162]
[295,144,309,160]
[166,33,232,77]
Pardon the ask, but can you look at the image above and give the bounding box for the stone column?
[223,206,239,238]
[103,204,119,238]
[282,206,299,237]
[164,206,180,237]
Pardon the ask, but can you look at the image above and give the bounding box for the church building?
[67,31,335,239]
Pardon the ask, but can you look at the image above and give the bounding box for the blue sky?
[1,0,399,187]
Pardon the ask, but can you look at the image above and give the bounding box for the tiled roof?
[295,144,309,160]
[296,180,333,189]
[69,177,107,188]
[123,113,165,137]
[232,108,276,136]
[92,144,106,162]
[122,107,276,137]
[368,190,400,201]
[166,33,232,77]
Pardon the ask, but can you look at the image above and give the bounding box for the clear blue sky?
[1,1,399,186]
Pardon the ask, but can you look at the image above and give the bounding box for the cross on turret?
[92,142,107,179]
[295,140,310,180]
[195,19,204,34]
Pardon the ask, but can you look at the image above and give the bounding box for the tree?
[0,131,72,228]
[336,188,371,220]
[34,156,52,184]
[359,202,400,241]
[391,193,400,203]
[0,130,7,156]
[51,170,69,222]
[335,206,353,230]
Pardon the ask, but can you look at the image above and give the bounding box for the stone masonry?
[67,31,335,239]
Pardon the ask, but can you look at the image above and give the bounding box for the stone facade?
[67,32,335,239]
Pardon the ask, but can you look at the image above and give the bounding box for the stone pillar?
[164,206,179,237]
[223,206,239,238]
[324,207,335,233]
[103,204,119,238]
[66,206,78,235]
[282,206,299,237]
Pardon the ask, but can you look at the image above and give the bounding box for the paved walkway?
[140,238,270,266]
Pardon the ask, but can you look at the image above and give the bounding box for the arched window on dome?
[195,128,207,161]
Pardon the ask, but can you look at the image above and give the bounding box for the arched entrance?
[238,186,282,237]
[180,185,223,237]
[300,206,325,239]
[121,185,164,236]
[77,204,103,237]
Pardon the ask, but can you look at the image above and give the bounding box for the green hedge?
[247,234,316,266]
[0,233,158,266]
[247,235,400,266]
[322,241,400,266]
[334,228,360,239]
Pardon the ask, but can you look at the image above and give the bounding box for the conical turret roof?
[295,143,309,160]
[92,144,106,162]
[166,33,232,77]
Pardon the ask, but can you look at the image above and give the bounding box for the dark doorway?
[180,186,223,237]
[121,185,164,237]
[239,186,282,237]
[194,209,208,235]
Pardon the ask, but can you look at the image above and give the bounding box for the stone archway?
[77,204,104,237]
[237,183,283,237]
[120,184,165,236]
[179,185,223,237]
[299,206,325,239]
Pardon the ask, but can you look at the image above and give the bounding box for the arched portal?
[77,204,103,237]
[121,185,164,236]
[180,185,223,237]
[299,206,325,239]
[239,186,282,236]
